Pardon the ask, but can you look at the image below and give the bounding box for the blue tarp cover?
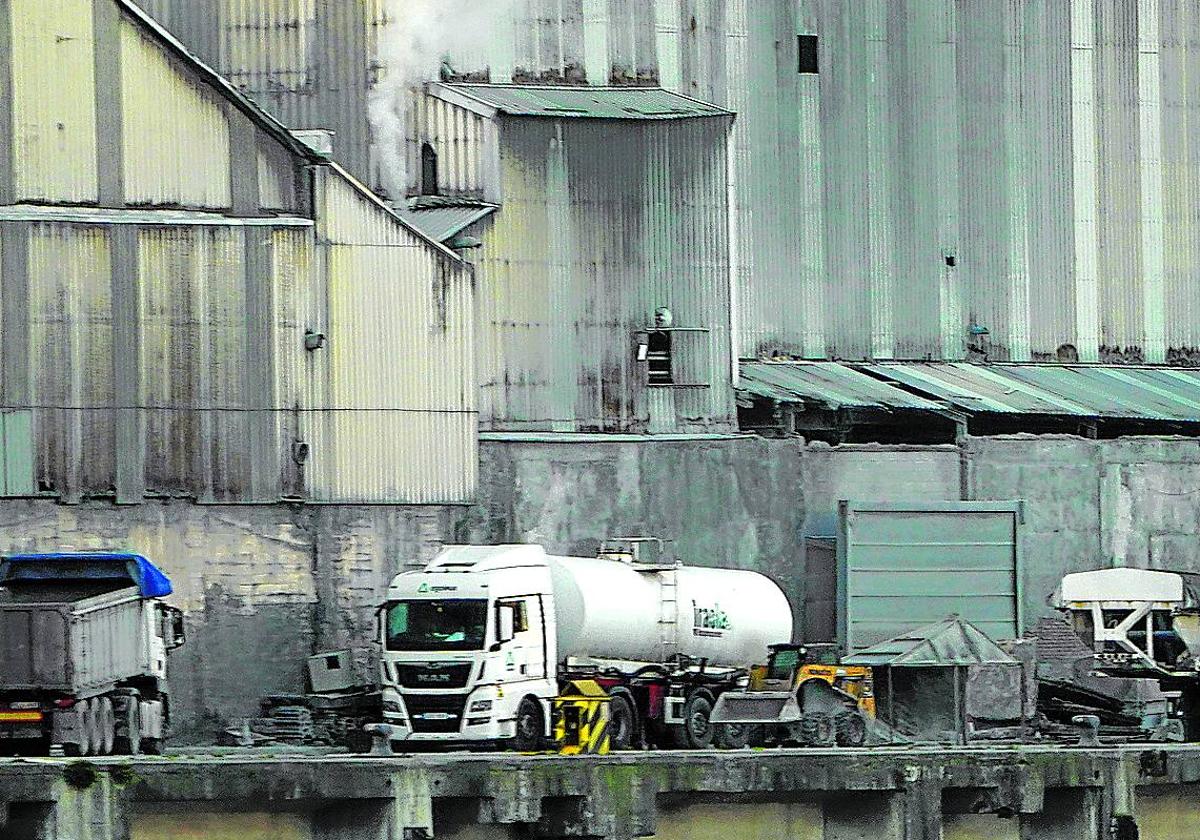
[0,552,173,597]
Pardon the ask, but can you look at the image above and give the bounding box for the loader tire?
[801,712,834,747]
[835,711,866,747]
[716,722,751,750]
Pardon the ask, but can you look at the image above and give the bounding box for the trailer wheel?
[84,699,102,756]
[98,697,116,756]
[607,688,639,751]
[513,697,544,751]
[114,696,141,756]
[671,691,716,750]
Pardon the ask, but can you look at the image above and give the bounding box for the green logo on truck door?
[692,601,730,637]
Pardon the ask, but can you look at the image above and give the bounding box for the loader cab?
[754,644,840,690]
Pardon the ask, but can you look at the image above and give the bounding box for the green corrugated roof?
[843,616,1016,667]
[740,361,1200,423]
[738,362,943,412]
[435,83,733,120]
[863,363,1200,421]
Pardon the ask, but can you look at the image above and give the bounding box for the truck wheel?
[115,699,141,756]
[716,722,751,750]
[672,691,715,750]
[98,697,116,756]
[513,697,544,751]
[84,699,101,756]
[607,688,639,751]
[835,712,866,747]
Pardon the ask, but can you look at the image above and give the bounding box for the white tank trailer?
[378,541,792,751]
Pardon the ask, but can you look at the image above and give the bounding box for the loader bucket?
[711,691,803,725]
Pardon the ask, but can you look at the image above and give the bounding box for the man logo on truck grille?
[692,601,730,637]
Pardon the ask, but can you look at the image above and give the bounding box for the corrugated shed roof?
[742,361,1200,423]
[738,362,944,411]
[397,204,497,243]
[843,616,1017,667]
[431,83,734,120]
[864,363,1200,421]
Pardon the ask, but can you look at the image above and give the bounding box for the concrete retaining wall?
[2,746,1198,840]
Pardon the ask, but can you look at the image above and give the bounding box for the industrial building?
[0,0,476,505]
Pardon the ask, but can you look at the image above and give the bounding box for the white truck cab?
[379,546,558,747]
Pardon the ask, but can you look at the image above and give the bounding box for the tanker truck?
[377,540,792,751]
[0,552,184,756]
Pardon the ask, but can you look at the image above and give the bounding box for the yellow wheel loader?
[710,643,876,747]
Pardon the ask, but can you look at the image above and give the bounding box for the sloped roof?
[739,361,942,412]
[843,616,1018,667]
[428,83,734,120]
[398,202,498,244]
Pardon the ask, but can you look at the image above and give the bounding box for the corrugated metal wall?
[9,0,99,203]
[311,170,477,502]
[138,0,386,185]
[469,113,733,432]
[121,19,233,209]
[406,94,491,199]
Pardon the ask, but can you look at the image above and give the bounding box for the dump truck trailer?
[377,540,793,751]
[0,553,184,755]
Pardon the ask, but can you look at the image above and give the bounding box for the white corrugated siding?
[311,170,476,503]
[406,92,490,199]
[27,224,113,496]
[9,0,99,203]
[120,19,232,208]
[472,116,733,432]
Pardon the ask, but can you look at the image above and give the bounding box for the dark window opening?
[798,34,819,74]
[647,331,673,385]
[421,142,439,195]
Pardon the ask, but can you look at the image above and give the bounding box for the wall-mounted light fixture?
[304,329,327,351]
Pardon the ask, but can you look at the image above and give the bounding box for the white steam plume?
[370,0,518,200]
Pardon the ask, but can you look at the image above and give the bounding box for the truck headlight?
[469,699,493,713]
[383,700,403,714]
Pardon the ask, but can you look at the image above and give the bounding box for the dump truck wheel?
[835,712,866,747]
[608,688,639,751]
[513,697,544,751]
[114,698,141,756]
[85,700,102,756]
[98,697,116,756]
[716,722,750,750]
[672,691,715,750]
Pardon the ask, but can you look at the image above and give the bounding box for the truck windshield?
[385,599,488,652]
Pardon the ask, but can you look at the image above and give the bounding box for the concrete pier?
[2,745,1199,839]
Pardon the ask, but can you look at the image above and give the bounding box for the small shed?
[843,616,1029,744]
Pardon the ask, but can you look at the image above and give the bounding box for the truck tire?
[98,697,116,756]
[114,697,141,756]
[671,691,716,750]
[513,697,544,751]
[607,688,639,751]
[84,699,101,756]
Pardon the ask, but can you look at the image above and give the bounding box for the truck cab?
[378,546,557,748]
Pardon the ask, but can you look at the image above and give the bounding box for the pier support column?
[43,776,129,840]
[314,770,432,840]
[825,792,905,840]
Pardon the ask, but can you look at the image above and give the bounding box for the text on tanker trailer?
[377,541,792,750]
[0,553,184,756]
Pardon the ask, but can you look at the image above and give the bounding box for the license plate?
[0,711,44,723]
[414,712,456,721]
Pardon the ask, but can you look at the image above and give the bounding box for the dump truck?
[1052,567,1200,739]
[376,539,792,750]
[710,643,877,746]
[0,552,184,756]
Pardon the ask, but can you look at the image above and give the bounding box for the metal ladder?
[658,569,678,662]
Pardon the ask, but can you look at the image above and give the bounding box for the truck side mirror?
[168,607,186,650]
[497,604,515,645]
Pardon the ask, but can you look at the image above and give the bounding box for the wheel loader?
[710,643,876,746]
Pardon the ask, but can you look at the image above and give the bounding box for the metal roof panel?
[738,362,942,411]
[432,83,734,120]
